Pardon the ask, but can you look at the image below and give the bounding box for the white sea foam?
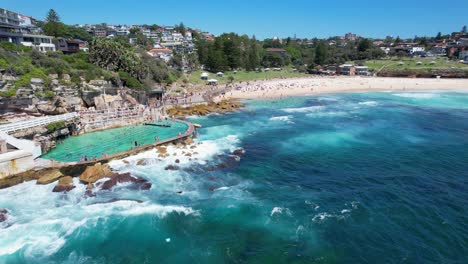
[270,207,292,217]
[312,212,335,222]
[214,186,230,191]
[0,178,198,258]
[393,93,439,99]
[269,115,293,122]
[0,129,247,259]
[358,101,378,106]
[282,106,325,113]
[305,111,348,118]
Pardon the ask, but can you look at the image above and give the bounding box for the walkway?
[0,112,79,134]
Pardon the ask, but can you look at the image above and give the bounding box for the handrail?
[0,112,79,134]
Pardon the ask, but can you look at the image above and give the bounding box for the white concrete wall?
[0,150,34,179]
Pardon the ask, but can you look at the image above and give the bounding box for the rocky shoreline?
[0,98,245,195]
[167,99,243,116]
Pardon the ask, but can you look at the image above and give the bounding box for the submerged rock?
[0,209,8,222]
[79,163,112,184]
[36,169,64,185]
[52,176,75,193]
[97,173,152,191]
[136,159,147,166]
[165,165,180,171]
[232,149,245,156]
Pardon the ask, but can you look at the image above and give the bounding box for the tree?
[43,9,66,37]
[262,53,284,67]
[89,38,148,81]
[65,25,93,41]
[314,41,328,66]
[246,37,260,71]
[436,32,442,40]
[394,36,402,45]
[175,22,186,36]
[462,25,467,33]
[46,9,60,23]
[357,38,372,52]
[43,21,66,38]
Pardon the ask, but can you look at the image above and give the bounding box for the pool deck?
[35,119,196,169]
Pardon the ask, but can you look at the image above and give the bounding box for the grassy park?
[362,57,468,72]
[185,67,308,85]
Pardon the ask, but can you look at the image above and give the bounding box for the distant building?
[266,48,287,57]
[54,39,80,54]
[147,47,173,62]
[93,28,107,37]
[344,33,357,41]
[337,64,356,76]
[355,66,370,76]
[21,34,56,52]
[0,8,55,52]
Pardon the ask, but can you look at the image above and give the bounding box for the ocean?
[1,91,467,263]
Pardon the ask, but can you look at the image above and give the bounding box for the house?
[20,34,56,52]
[337,64,356,76]
[93,28,107,37]
[355,66,370,76]
[147,47,173,62]
[266,48,287,57]
[54,39,80,54]
[0,8,56,52]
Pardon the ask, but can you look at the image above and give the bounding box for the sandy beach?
[218,76,468,100]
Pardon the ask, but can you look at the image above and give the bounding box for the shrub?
[0,89,17,97]
[14,68,49,88]
[44,90,55,98]
[118,71,142,89]
[0,42,31,52]
[46,121,65,132]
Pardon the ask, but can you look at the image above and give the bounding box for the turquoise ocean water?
[1,91,467,263]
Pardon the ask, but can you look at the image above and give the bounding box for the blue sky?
[2,0,467,39]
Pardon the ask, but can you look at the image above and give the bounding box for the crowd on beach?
[215,76,468,100]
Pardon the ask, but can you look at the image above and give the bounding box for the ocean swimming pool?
[41,121,188,162]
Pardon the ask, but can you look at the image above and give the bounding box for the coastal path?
[0,112,79,134]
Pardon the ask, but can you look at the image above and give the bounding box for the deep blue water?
[1,91,467,263]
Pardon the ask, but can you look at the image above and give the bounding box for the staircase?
[0,131,42,158]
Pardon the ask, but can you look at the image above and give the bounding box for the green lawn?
[184,67,308,85]
[362,57,468,72]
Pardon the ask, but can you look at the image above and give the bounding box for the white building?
[409,47,425,54]
[18,14,33,27]
[20,34,56,52]
[147,47,173,62]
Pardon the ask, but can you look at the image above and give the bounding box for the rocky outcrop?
[52,176,75,192]
[165,165,180,171]
[232,149,245,156]
[36,169,64,185]
[167,100,243,117]
[96,173,152,191]
[0,209,8,223]
[79,163,112,184]
[0,168,52,189]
